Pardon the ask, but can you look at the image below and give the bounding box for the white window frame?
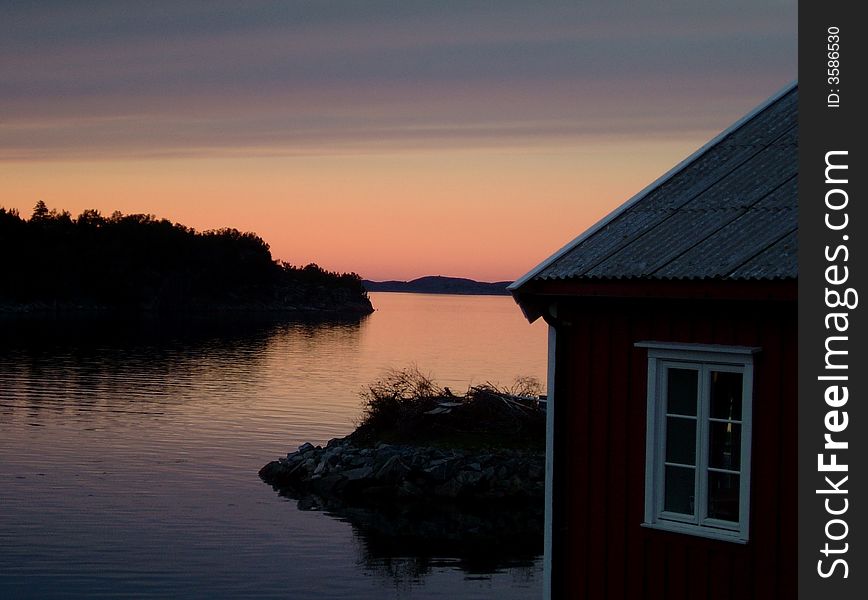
[636,342,759,544]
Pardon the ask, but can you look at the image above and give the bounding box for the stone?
[261,436,545,508]
[528,464,544,480]
[361,485,395,500]
[396,480,424,498]
[257,460,285,480]
[374,455,410,483]
[455,470,484,487]
[433,478,463,499]
[297,496,321,511]
[311,474,345,495]
[423,463,448,482]
[343,466,373,481]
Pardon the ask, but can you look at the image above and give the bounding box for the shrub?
[355,367,544,448]
[358,365,442,433]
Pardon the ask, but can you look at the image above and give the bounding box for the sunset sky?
[1,1,796,281]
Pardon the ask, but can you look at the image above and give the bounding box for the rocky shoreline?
[259,436,545,509]
[0,297,373,316]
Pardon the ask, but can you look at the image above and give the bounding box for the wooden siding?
[550,296,796,599]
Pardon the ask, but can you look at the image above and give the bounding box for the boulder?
[260,436,545,508]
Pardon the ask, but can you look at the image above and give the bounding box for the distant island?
[363,275,511,295]
[0,202,373,316]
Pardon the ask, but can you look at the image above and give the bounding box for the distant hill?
[363,276,511,296]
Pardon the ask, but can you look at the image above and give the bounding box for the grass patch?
[352,366,545,450]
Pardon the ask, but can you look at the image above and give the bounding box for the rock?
[261,436,545,509]
[455,469,484,487]
[343,466,374,481]
[423,458,457,483]
[396,480,424,499]
[258,460,285,480]
[346,455,367,468]
[361,485,395,500]
[297,496,321,510]
[374,455,410,483]
[311,474,346,495]
[433,478,463,499]
[528,463,544,480]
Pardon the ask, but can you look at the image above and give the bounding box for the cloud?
[0,1,796,160]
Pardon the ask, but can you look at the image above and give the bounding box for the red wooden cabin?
[510,84,797,599]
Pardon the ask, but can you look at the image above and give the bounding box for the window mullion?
[696,364,710,525]
[691,365,702,524]
[739,362,753,540]
[655,362,668,519]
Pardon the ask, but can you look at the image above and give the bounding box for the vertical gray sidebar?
[799,2,866,598]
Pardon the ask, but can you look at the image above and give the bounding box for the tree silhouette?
[0,203,372,315]
[32,200,49,220]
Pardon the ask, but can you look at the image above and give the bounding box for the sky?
[0,1,797,281]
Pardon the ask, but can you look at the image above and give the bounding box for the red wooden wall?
[550,296,796,599]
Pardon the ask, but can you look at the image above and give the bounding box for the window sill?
[641,520,748,544]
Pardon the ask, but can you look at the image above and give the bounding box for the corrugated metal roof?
[513,84,798,286]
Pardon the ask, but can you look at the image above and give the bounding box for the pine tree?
[32,200,49,220]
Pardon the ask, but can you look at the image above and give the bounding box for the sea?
[0,292,547,599]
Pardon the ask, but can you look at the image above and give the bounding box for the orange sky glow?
[0,2,797,282]
[3,137,718,281]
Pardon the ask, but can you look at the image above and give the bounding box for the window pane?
[664,465,695,515]
[667,368,698,416]
[666,416,696,465]
[710,371,743,421]
[708,471,740,522]
[709,422,741,470]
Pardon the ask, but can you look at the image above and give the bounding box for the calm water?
[0,293,546,599]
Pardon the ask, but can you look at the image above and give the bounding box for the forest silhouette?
[0,202,372,314]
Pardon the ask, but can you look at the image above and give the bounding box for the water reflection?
[346,503,541,578]
[0,294,545,599]
[0,312,367,352]
[0,313,367,418]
